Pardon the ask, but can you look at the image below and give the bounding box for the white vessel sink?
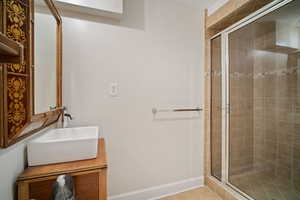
[27,127,99,166]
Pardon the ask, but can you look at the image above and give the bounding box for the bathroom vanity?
[17,139,107,200]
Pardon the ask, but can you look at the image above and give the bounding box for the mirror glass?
[34,0,57,114]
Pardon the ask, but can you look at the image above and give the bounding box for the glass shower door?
[211,36,222,180]
[227,0,300,199]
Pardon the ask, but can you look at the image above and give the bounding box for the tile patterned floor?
[230,172,300,200]
[160,187,222,200]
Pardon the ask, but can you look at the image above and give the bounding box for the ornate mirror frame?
[0,0,63,148]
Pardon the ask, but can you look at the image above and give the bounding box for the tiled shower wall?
[293,52,300,193]
[253,46,300,191]
[210,1,300,199]
[213,20,300,197]
[228,21,300,194]
[229,25,254,177]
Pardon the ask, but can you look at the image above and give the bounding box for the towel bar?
[152,107,202,114]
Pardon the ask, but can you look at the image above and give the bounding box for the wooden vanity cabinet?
[17,139,107,200]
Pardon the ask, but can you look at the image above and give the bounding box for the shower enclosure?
[210,0,300,199]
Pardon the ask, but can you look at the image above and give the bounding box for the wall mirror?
[34,0,57,114]
[0,0,62,148]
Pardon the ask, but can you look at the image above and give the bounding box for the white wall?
[0,127,55,200]
[58,0,123,14]
[0,7,59,200]
[207,0,229,16]
[0,7,58,200]
[0,143,26,200]
[62,0,207,197]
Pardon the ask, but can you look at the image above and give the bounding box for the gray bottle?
[52,174,75,200]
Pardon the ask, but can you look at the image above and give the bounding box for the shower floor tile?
[230,172,300,200]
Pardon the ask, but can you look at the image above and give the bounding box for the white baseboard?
[109,176,204,200]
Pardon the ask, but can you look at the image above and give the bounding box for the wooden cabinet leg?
[99,169,107,200]
[18,181,29,200]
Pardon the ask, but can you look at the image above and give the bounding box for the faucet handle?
[50,106,57,110]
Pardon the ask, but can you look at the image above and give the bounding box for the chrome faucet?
[61,106,73,120]
[64,113,73,120]
[61,106,73,128]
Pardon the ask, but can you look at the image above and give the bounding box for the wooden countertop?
[18,139,107,181]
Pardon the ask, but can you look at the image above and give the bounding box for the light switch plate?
[110,82,118,97]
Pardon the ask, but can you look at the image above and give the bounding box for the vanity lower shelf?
[17,139,107,200]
